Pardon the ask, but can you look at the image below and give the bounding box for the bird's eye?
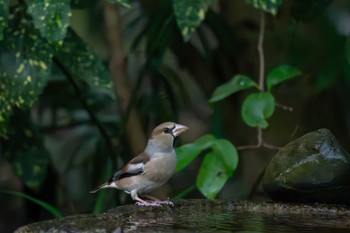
[163,127,171,134]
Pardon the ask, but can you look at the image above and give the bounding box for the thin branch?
[262,142,282,150]
[257,10,265,91]
[237,128,262,150]
[276,102,293,112]
[53,57,117,166]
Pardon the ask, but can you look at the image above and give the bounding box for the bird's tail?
[89,182,117,193]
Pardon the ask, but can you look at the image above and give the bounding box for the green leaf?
[0,0,9,40]
[194,134,216,150]
[173,0,213,40]
[176,143,201,172]
[212,139,238,176]
[196,151,230,199]
[108,0,132,8]
[56,30,112,89]
[266,65,301,91]
[0,190,61,217]
[241,92,275,128]
[26,0,71,43]
[0,8,53,136]
[245,0,283,15]
[176,134,216,172]
[209,74,258,103]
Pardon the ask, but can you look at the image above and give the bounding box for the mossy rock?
[15,200,350,232]
[263,128,350,204]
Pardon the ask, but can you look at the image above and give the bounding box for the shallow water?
[124,208,350,232]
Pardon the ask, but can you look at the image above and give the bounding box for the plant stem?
[257,10,265,91]
[53,57,117,167]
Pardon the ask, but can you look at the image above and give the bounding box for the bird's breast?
[143,154,177,183]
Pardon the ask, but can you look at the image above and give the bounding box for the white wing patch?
[128,163,144,173]
[106,182,118,188]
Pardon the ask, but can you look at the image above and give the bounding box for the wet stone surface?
[263,128,350,204]
[15,199,350,233]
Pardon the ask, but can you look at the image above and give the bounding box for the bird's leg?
[131,190,161,207]
[143,194,174,206]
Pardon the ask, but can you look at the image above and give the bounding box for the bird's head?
[147,122,189,153]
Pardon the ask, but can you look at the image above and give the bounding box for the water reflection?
[124,207,350,232]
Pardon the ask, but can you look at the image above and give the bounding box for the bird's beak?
[172,124,189,137]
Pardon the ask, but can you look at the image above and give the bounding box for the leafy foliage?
[26,0,71,43]
[209,64,300,128]
[0,7,53,136]
[245,0,283,15]
[176,135,238,199]
[209,75,258,103]
[266,65,301,91]
[56,30,112,88]
[0,0,9,40]
[173,0,213,40]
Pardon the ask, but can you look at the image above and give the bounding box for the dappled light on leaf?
[26,0,71,43]
[245,0,283,15]
[173,0,213,40]
[0,0,9,40]
[0,8,53,136]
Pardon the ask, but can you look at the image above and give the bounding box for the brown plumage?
[90,122,189,206]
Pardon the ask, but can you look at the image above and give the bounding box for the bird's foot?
[135,201,162,207]
[156,199,174,206]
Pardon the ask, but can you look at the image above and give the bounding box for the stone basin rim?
[15,199,350,233]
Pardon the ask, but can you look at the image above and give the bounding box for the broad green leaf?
[0,0,9,40]
[212,139,238,176]
[241,92,275,128]
[194,134,216,150]
[0,9,53,136]
[56,30,112,89]
[176,143,201,172]
[26,0,71,43]
[0,190,61,217]
[196,152,229,199]
[173,0,213,40]
[176,134,216,172]
[209,74,258,103]
[108,0,132,8]
[266,65,301,91]
[245,0,283,15]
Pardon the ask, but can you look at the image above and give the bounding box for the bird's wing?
[108,152,150,182]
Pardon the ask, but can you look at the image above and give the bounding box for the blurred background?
[1,0,350,232]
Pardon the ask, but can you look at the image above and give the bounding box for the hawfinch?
[90,122,189,206]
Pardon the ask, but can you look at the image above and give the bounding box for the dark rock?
[15,200,350,233]
[263,128,350,204]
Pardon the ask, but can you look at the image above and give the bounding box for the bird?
[90,122,189,206]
